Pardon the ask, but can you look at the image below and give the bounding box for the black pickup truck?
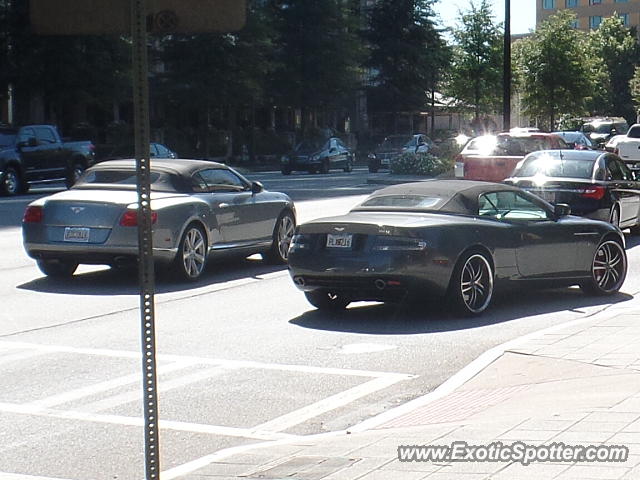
[0,124,96,195]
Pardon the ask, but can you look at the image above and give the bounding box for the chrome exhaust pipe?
[294,276,306,287]
[374,279,386,290]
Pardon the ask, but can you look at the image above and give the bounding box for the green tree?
[270,0,363,132]
[445,0,503,126]
[365,0,450,123]
[513,10,592,130]
[587,15,639,122]
[630,67,640,119]
[1,0,130,130]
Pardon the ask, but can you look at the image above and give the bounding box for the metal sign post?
[28,2,246,478]
[130,1,160,478]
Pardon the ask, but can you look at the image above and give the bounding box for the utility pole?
[503,0,511,131]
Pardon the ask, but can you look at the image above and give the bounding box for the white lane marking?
[0,402,295,441]
[77,366,227,413]
[0,350,49,366]
[0,340,402,378]
[27,361,197,408]
[0,473,75,480]
[340,343,397,354]
[254,374,413,433]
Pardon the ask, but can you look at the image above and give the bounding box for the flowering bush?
[390,152,452,176]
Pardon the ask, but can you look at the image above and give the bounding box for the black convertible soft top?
[354,180,527,216]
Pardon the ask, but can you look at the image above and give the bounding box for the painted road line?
[254,374,414,433]
[0,473,76,480]
[0,340,406,379]
[77,366,228,413]
[27,361,198,408]
[0,402,296,441]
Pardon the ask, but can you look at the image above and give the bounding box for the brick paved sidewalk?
[174,309,640,480]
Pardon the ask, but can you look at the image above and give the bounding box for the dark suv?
[581,117,629,146]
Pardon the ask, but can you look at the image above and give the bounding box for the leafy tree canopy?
[365,0,450,113]
[445,0,503,120]
[513,9,592,130]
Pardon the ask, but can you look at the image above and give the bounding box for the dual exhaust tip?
[294,276,389,290]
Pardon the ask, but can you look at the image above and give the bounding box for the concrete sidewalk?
[173,308,640,480]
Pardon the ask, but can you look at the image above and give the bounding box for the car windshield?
[514,155,595,179]
[0,132,16,147]
[74,169,174,191]
[380,136,412,149]
[295,139,324,153]
[589,123,613,134]
[358,194,443,209]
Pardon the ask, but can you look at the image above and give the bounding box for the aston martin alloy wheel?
[448,251,494,316]
[304,290,351,311]
[263,211,296,264]
[581,239,627,295]
[174,224,207,281]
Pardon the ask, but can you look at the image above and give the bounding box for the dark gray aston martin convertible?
[287,180,627,315]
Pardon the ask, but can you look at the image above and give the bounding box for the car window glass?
[191,172,209,192]
[607,159,623,180]
[198,168,247,191]
[17,128,35,144]
[34,127,56,144]
[615,159,633,180]
[157,145,169,155]
[515,156,595,179]
[0,132,16,147]
[478,191,549,220]
[627,126,640,139]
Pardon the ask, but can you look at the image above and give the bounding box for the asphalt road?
[1,168,640,479]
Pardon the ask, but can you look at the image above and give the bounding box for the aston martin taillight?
[23,206,43,223]
[119,210,158,226]
[581,186,606,200]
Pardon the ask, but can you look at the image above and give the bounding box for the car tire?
[173,224,207,281]
[281,166,292,175]
[343,161,353,173]
[262,211,296,264]
[446,250,494,316]
[579,238,627,296]
[37,259,78,278]
[319,160,330,174]
[1,166,21,196]
[304,290,350,311]
[65,162,85,189]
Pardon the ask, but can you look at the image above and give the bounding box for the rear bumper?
[24,242,177,265]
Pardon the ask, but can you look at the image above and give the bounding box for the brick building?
[537,0,640,31]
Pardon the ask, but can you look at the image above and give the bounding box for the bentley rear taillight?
[119,210,157,227]
[23,206,43,223]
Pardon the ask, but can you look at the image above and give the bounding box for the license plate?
[326,233,352,248]
[533,190,556,203]
[63,227,90,242]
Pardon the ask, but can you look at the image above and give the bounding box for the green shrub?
[391,152,452,176]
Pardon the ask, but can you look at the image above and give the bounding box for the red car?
[455,132,569,182]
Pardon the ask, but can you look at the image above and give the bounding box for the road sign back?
[30,0,246,35]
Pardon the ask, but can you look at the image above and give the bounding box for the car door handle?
[218,203,229,208]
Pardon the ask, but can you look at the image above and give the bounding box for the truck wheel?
[66,163,85,189]
[1,167,21,196]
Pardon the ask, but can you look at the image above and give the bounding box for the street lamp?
[503,0,511,131]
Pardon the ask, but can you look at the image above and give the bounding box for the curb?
[162,303,634,479]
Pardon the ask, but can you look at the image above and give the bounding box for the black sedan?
[287,180,627,316]
[504,150,640,232]
[281,137,353,175]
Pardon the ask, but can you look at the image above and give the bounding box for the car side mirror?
[251,181,264,194]
[554,203,571,218]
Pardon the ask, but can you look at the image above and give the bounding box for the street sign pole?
[503,0,511,131]
[130,1,160,479]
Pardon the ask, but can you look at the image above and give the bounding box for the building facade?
[537,0,640,30]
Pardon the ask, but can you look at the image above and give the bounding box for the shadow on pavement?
[289,288,633,335]
[16,256,287,296]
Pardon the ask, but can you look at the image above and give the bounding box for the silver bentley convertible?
[22,159,296,281]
